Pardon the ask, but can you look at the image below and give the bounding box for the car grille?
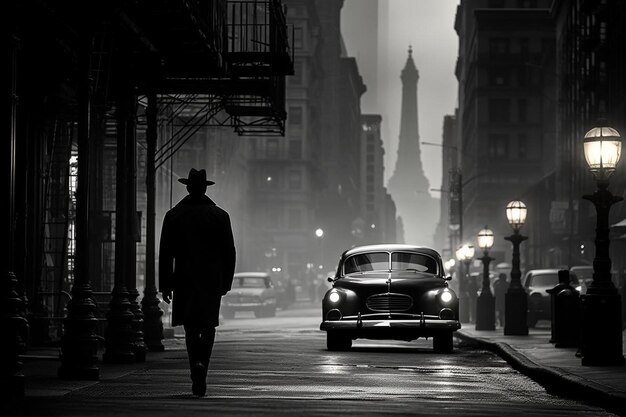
[366,293,413,312]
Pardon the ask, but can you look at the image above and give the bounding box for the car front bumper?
[320,318,461,332]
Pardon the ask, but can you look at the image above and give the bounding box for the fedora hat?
[178,168,215,186]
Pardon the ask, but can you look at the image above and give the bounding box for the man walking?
[159,168,236,397]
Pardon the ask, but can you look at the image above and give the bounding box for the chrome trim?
[366,292,413,312]
[320,319,461,331]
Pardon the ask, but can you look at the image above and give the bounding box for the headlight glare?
[329,291,340,303]
[440,290,453,303]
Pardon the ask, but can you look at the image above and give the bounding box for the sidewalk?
[456,324,626,416]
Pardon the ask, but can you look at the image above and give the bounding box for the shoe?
[191,362,207,397]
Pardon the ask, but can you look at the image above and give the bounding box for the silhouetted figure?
[467,273,479,323]
[159,168,236,397]
[494,273,508,327]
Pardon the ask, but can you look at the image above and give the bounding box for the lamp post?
[504,200,529,336]
[315,228,324,270]
[580,123,625,366]
[456,244,474,323]
[476,227,495,330]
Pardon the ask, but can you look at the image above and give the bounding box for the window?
[288,169,302,190]
[518,134,528,159]
[488,134,510,158]
[266,139,279,158]
[344,252,389,274]
[517,0,538,8]
[489,38,510,57]
[288,107,302,125]
[488,99,511,122]
[288,139,302,160]
[489,67,509,86]
[290,61,303,85]
[293,27,304,50]
[287,208,302,229]
[520,38,529,59]
[518,99,528,122]
[391,252,437,274]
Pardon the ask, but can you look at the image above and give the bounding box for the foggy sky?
[342,0,459,197]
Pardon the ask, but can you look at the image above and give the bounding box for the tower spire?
[387,47,437,246]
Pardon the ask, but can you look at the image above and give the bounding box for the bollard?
[546,270,572,344]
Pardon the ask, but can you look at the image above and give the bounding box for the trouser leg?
[198,326,216,367]
[184,324,202,369]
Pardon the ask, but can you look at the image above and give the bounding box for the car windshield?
[344,252,389,274]
[530,273,558,287]
[571,267,593,280]
[343,251,438,275]
[391,252,437,274]
[232,277,267,288]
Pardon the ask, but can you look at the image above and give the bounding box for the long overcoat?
[159,194,236,327]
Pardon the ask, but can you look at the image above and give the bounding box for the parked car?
[221,272,277,319]
[569,265,593,294]
[320,244,461,353]
[523,268,578,327]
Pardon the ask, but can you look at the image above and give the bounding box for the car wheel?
[327,332,352,351]
[253,309,264,318]
[266,307,276,317]
[527,314,538,328]
[222,309,235,320]
[433,331,454,353]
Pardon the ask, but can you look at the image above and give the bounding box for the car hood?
[334,271,446,296]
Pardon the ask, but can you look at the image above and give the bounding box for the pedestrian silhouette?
[493,273,508,327]
[159,168,236,397]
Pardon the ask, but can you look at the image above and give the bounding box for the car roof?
[525,268,560,275]
[234,272,270,278]
[570,265,593,270]
[341,244,441,259]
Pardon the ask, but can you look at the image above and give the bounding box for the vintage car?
[221,272,277,319]
[320,244,461,353]
[523,268,578,327]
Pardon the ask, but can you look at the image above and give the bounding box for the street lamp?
[580,123,625,366]
[504,200,529,336]
[455,244,475,323]
[475,227,495,330]
[315,228,324,270]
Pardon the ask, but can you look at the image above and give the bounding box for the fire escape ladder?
[223,0,292,136]
[154,95,224,169]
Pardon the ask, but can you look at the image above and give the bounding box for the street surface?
[22,304,617,416]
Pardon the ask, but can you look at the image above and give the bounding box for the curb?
[456,330,626,417]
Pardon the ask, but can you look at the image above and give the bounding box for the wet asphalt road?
[21,305,617,416]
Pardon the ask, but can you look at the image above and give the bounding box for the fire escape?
[126,0,293,148]
[31,0,293,343]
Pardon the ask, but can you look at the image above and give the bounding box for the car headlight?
[440,290,453,303]
[329,291,340,303]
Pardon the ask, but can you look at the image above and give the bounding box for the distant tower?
[387,46,437,246]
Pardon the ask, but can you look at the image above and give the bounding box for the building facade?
[454,0,555,267]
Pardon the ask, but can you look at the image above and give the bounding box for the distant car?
[320,244,461,353]
[523,268,578,327]
[221,272,277,319]
[569,265,593,294]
